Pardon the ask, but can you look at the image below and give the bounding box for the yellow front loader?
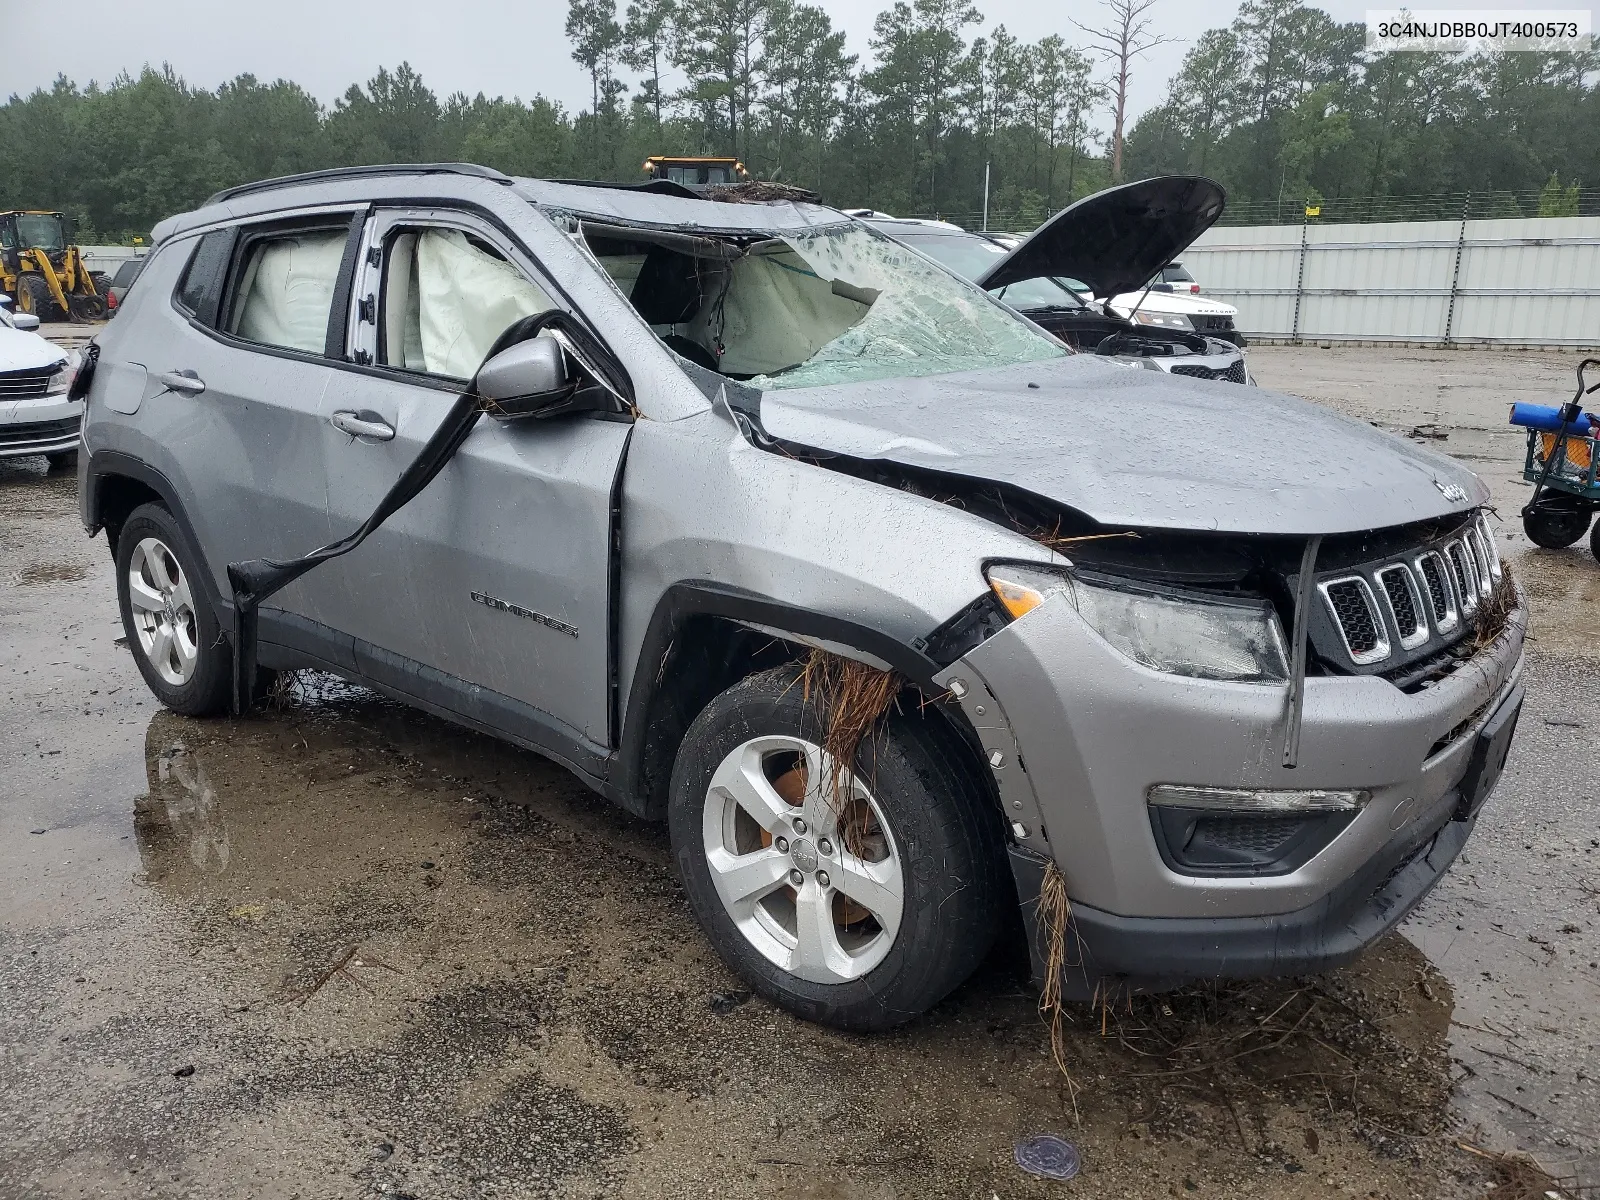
[0,210,108,322]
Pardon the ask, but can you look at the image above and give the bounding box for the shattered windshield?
[586,220,1065,391]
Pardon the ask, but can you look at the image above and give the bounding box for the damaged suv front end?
[950,517,1522,994]
[743,340,1525,996]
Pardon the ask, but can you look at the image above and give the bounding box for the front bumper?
[1008,799,1472,998]
[0,396,82,458]
[937,584,1526,985]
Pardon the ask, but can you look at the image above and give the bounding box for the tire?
[1591,517,1600,564]
[115,503,233,717]
[46,449,78,471]
[68,293,108,322]
[668,664,1006,1031]
[19,273,57,321]
[1523,502,1591,549]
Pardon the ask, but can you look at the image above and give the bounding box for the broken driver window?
[585,221,1065,390]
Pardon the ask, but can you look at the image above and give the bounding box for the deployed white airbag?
[232,231,347,353]
[412,229,553,378]
[685,244,867,376]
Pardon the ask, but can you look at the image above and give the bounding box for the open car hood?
[976,176,1225,301]
[753,356,1488,537]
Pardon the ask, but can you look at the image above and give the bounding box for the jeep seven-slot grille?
[1309,518,1506,683]
[1419,554,1449,623]
[1325,580,1381,656]
[1378,568,1420,640]
[1446,543,1477,615]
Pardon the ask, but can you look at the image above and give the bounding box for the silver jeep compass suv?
[77,165,1525,1030]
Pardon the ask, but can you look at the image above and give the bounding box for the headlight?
[985,564,1290,683]
[1130,311,1194,330]
[45,364,70,396]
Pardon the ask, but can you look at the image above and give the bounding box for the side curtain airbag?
[414,229,553,378]
[232,231,347,352]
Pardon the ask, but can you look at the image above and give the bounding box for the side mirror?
[474,336,574,420]
[13,312,40,331]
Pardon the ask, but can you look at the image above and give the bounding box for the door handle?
[330,409,396,441]
[155,370,205,395]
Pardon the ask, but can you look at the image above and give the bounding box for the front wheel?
[1523,502,1591,549]
[19,274,57,321]
[668,665,1006,1031]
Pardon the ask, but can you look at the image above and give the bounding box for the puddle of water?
[16,562,92,586]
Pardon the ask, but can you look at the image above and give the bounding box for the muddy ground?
[2,343,1598,1199]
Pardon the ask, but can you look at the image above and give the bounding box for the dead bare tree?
[1072,0,1175,183]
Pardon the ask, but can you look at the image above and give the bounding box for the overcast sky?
[8,0,1560,138]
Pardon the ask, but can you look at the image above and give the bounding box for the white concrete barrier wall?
[79,246,150,277]
[1183,216,1600,347]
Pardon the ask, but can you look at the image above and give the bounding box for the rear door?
[313,207,631,750]
[152,213,365,644]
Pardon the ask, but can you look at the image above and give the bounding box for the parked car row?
[73,167,1520,1033]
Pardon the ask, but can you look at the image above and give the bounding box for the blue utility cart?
[1513,358,1600,561]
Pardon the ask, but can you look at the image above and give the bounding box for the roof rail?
[544,177,702,200]
[204,163,513,207]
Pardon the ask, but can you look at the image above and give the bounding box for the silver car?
[78,165,1525,1030]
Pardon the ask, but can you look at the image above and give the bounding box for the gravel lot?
[3,340,1597,1198]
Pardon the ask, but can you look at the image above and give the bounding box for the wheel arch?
[84,451,231,624]
[611,581,996,825]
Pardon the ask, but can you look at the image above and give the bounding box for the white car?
[0,293,78,468]
[1101,284,1244,347]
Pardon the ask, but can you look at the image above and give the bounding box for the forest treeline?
[1,0,1595,240]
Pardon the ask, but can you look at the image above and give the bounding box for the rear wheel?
[1591,517,1600,564]
[115,503,233,716]
[668,664,1005,1031]
[1523,501,1591,549]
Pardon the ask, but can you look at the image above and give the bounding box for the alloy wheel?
[127,536,200,686]
[701,734,904,984]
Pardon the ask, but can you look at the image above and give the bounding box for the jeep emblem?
[1433,478,1468,503]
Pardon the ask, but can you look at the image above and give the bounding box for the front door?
[314,209,630,751]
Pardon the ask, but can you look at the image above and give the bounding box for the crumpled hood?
[0,324,68,373]
[755,355,1488,536]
